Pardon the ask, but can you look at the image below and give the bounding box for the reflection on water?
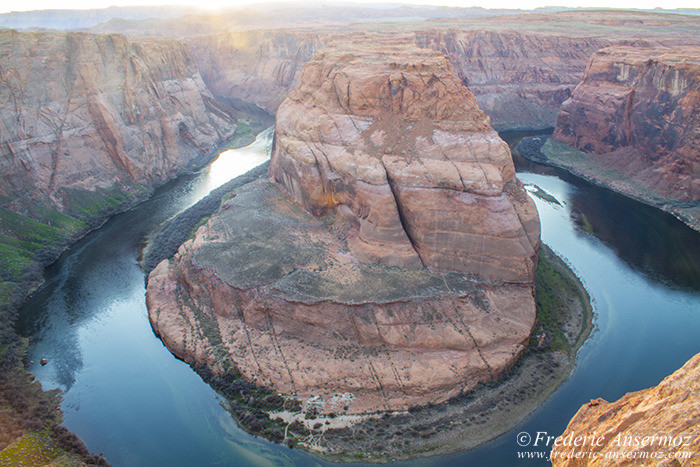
[441,171,699,466]
[188,128,273,203]
[502,129,700,291]
[16,129,329,466]
[18,128,274,393]
[567,187,700,290]
[16,128,700,466]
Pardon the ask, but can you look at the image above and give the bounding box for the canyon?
[0,28,242,463]
[0,29,246,308]
[87,10,699,133]
[185,28,606,131]
[551,352,700,466]
[0,6,698,465]
[0,29,237,207]
[146,38,540,415]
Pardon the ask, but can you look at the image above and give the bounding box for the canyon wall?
[415,30,607,130]
[185,31,322,113]
[147,38,539,415]
[0,29,237,207]
[553,46,700,204]
[0,29,237,305]
[185,29,604,130]
[552,353,700,466]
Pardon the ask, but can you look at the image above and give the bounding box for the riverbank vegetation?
[0,115,270,465]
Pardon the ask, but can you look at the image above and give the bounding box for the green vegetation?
[0,187,141,303]
[531,244,592,354]
[579,213,595,234]
[0,207,83,280]
[61,186,139,220]
[0,112,272,465]
[0,347,108,465]
[195,361,306,446]
[186,216,211,242]
[212,118,267,155]
[0,431,85,466]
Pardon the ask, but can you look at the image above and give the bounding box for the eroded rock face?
[270,38,540,282]
[415,30,608,130]
[553,46,700,203]
[551,353,700,466]
[147,39,540,414]
[185,30,322,113]
[0,29,236,209]
[185,29,603,130]
[147,179,537,414]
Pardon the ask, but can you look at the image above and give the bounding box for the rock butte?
[270,38,540,282]
[552,352,700,466]
[553,45,700,206]
[147,39,540,414]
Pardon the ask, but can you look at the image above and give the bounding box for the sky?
[1,0,698,15]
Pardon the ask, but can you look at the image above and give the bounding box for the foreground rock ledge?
[552,352,700,466]
[147,40,540,414]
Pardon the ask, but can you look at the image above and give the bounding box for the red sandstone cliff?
[270,36,540,281]
[551,353,700,466]
[185,30,322,114]
[185,29,604,131]
[553,46,700,205]
[415,30,607,130]
[0,29,237,212]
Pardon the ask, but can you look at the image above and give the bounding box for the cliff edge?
[552,353,700,466]
[551,45,700,229]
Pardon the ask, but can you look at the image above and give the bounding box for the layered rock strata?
[147,40,540,414]
[147,178,538,414]
[185,28,604,130]
[270,39,540,282]
[0,29,236,209]
[415,30,607,130]
[553,46,700,206]
[552,352,700,466]
[185,30,322,113]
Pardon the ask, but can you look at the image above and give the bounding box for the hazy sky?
[1,0,697,15]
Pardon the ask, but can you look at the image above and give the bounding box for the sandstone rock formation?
[270,38,540,282]
[147,39,539,414]
[0,29,236,210]
[551,352,700,466]
[185,29,603,131]
[415,30,607,130]
[0,28,240,314]
[553,46,700,205]
[71,10,699,132]
[185,30,322,113]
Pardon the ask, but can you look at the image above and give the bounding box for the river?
[17,129,700,466]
